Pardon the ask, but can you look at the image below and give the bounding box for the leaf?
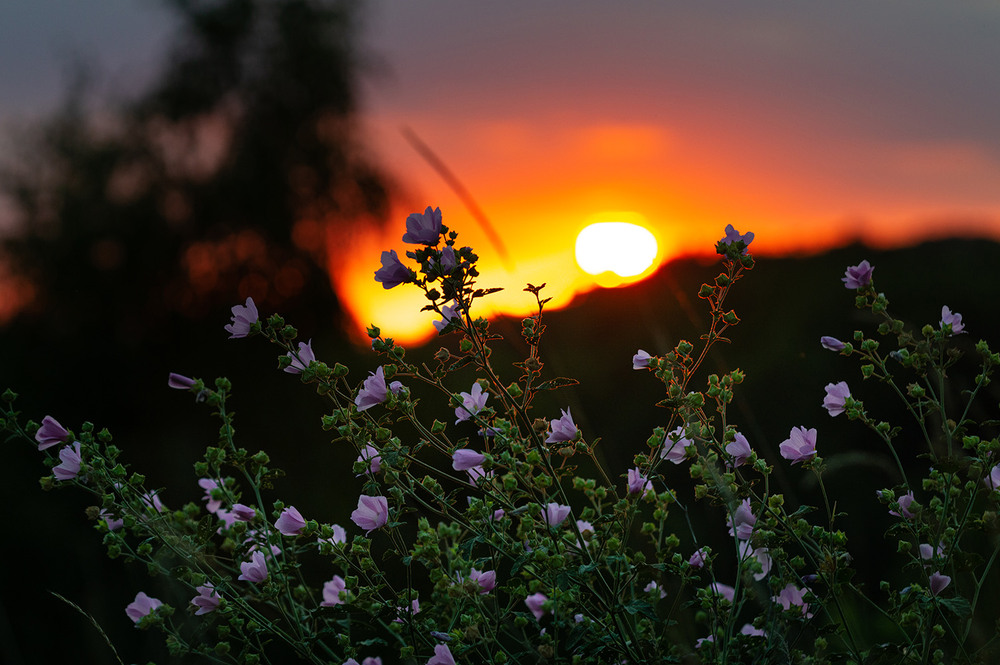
[623,599,658,620]
[472,287,504,298]
[939,595,972,617]
[535,377,580,391]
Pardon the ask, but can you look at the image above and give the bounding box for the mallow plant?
[5,205,1000,664]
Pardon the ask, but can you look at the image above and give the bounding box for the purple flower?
[125,591,162,623]
[455,382,489,423]
[644,580,667,598]
[661,427,691,464]
[466,465,492,485]
[725,432,752,467]
[402,206,443,245]
[545,408,579,443]
[627,468,652,494]
[355,367,389,412]
[727,498,757,540]
[525,592,549,620]
[823,381,851,417]
[468,568,496,594]
[168,373,196,390]
[275,506,307,536]
[688,547,707,569]
[35,415,70,451]
[740,623,766,637]
[198,478,222,513]
[357,444,382,475]
[232,503,256,521]
[427,643,456,665]
[940,306,965,335]
[238,551,269,583]
[779,426,818,464]
[53,442,82,480]
[889,491,916,519]
[820,336,845,352]
[374,249,412,289]
[632,349,651,369]
[225,296,258,338]
[545,502,572,527]
[920,542,945,562]
[141,490,165,513]
[439,245,458,272]
[719,224,754,254]
[285,339,316,374]
[319,524,348,547]
[99,509,124,531]
[709,582,735,602]
[739,540,772,581]
[773,583,811,616]
[433,301,463,333]
[321,575,347,606]
[986,464,1000,491]
[842,260,874,289]
[929,571,951,596]
[351,495,389,533]
[362,658,383,665]
[191,583,220,615]
[452,448,486,471]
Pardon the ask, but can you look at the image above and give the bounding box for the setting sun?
[575,216,659,285]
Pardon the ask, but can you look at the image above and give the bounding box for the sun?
[574,215,659,285]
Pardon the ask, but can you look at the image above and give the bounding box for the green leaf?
[939,595,972,617]
[623,599,657,620]
[535,377,580,391]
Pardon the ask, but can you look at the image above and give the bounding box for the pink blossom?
[725,432,752,467]
[374,249,412,289]
[820,336,845,352]
[198,478,222,513]
[546,408,579,443]
[357,444,382,475]
[740,624,766,637]
[285,339,316,374]
[920,542,945,562]
[394,598,420,623]
[644,581,667,598]
[823,382,851,417]
[100,509,124,531]
[688,547,708,568]
[940,306,965,335]
[719,224,754,254]
[35,415,70,451]
[739,541,772,581]
[627,468,652,494]
[238,551,269,583]
[362,658,383,665]
[468,568,496,594]
[889,491,916,519]
[545,502,571,527]
[452,448,486,471]
[433,301,462,332]
[455,383,489,423]
[319,524,348,547]
[632,349,651,369]
[525,592,549,620]
[351,495,389,533]
[929,571,951,596]
[141,490,165,513]
[727,498,756,540]
[842,260,873,289]
[191,583,220,615]
[986,464,1000,491]
[709,582,735,602]
[779,426,818,464]
[426,643,455,665]
[232,503,256,521]
[275,506,307,536]
[125,591,162,623]
[321,575,347,606]
[773,583,811,617]
[53,442,82,480]
[466,465,493,485]
[661,427,691,464]
[402,206,443,245]
[167,373,196,389]
[225,296,258,338]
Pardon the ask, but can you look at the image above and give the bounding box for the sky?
[3,0,1000,343]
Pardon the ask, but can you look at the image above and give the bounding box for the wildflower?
[929,571,951,596]
[661,427,691,464]
[393,598,420,623]
[823,381,851,417]
[225,296,258,338]
[718,224,754,254]
[920,542,945,562]
[357,444,382,475]
[739,541,772,581]
[773,583,811,616]
[439,245,458,271]
[525,592,549,620]
[238,551,269,583]
[351,495,389,533]
[889,491,916,519]
[452,448,486,471]
[709,582,735,602]
[216,509,238,530]
[727,498,756,540]
[167,373,196,389]
[434,301,463,332]
[232,503,256,521]
[275,506,307,536]
[545,408,579,443]
[374,249,412,289]
[402,206,443,245]
[466,465,492,484]
[545,502,571,527]
[842,260,873,289]
[455,382,489,423]
[740,624,766,637]
[125,592,162,623]
[779,426,818,464]
[190,583,220,615]
[632,349,651,369]
[141,490,165,513]
[321,575,347,606]
[688,547,708,568]
[725,432,752,467]
[576,519,594,547]
[35,415,70,451]
[940,306,965,334]
[696,635,715,648]
[644,581,667,599]
[427,643,456,665]
[820,336,845,352]
[284,339,316,374]
[198,478,222,513]
[319,524,348,547]
[99,509,124,532]
[53,442,82,480]
[986,464,1000,491]
[355,367,390,412]
[468,568,496,594]
[362,658,383,665]
[627,468,652,494]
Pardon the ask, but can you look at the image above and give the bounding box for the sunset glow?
[574,216,659,282]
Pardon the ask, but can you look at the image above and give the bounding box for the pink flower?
[433,301,462,332]
[929,571,951,596]
[426,643,455,665]
[357,444,382,475]
[709,582,735,602]
[842,260,873,289]
[452,448,486,471]
[773,583,811,616]
[394,598,420,623]
[545,502,571,527]
[285,339,316,374]
[167,373,196,389]
[644,580,667,599]
[321,575,347,606]
[99,509,124,531]
[466,465,492,485]
[920,542,945,562]
[627,468,652,494]
[232,503,256,521]
[35,415,70,451]
[727,498,756,540]
[238,551,269,583]
[725,432,752,467]
[661,427,691,464]
[319,524,348,547]
[362,658,383,665]
[468,568,496,594]
[739,541,772,581]
[53,442,82,480]
[546,408,579,443]
[454,382,489,423]
[374,249,412,289]
[525,592,549,620]
[225,296,258,338]
[779,426,818,464]
[141,490,165,513]
[632,349,651,369]
[125,591,162,623]
[351,495,389,533]
[940,306,965,335]
[688,547,708,568]
[986,464,1000,491]
[889,491,916,519]
[191,583,220,615]
[719,224,754,254]
[275,506,307,536]
[198,478,222,513]
[740,623,766,637]
[402,206,443,245]
[820,336,845,352]
[355,367,402,411]
[823,382,851,417]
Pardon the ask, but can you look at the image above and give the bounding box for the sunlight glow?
[575,219,659,279]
